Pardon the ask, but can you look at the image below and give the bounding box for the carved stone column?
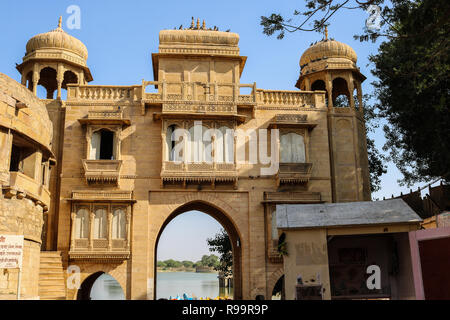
[325,73,333,109]
[107,209,113,250]
[88,211,95,250]
[56,64,64,99]
[70,211,76,251]
[126,207,131,251]
[32,64,40,95]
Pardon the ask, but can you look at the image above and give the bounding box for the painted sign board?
[0,235,24,269]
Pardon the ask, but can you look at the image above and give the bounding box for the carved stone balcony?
[69,238,130,262]
[78,110,131,126]
[161,161,237,188]
[276,163,313,186]
[82,160,122,185]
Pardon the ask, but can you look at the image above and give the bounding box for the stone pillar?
[107,209,113,250]
[126,207,131,251]
[304,77,311,91]
[326,79,333,108]
[356,82,363,112]
[70,211,76,251]
[32,72,39,96]
[88,211,95,250]
[348,81,355,109]
[56,64,64,99]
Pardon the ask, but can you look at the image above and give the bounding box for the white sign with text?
[0,235,24,269]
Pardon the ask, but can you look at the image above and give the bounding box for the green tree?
[164,259,182,268]
[181,260,194,268]
[369,0,450,185]
[157,261,166,268]
[207,229,233,277]
[261,0,450,186]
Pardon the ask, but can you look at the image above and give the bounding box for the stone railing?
[276,163,313,186]
[82,159,122,185]
[256,89,315,106]
[67,85,135,101]
[6,171,51,211]
[87,110,124,120]
[142,81,257,108]
[161,161,237,187]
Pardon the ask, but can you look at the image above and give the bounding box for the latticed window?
[280,132,305,163]
[93,206,107,239]
[75,206,89,239]
[215,126,234,164]
[112,207,126,239]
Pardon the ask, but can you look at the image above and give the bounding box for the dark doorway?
[99,130,114,160]
[419,237,450,300]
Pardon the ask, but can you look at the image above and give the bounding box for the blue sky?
[0,1,436,261]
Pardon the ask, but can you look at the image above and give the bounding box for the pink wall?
[409,227,450,300]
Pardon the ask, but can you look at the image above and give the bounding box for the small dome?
[300,39,357,67]
[25,18,88,60]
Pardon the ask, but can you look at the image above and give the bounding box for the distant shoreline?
[157,267,218,273]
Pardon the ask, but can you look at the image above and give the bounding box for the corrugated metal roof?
[276,199,422,229]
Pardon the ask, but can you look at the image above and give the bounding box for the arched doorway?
[271,275,285,300]
[77,271,125,300]
[154,201,242,299]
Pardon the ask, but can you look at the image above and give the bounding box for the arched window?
[215,126,234,164]
[112,207,126,239]
[188,125,212,163]
[166,124,181,161]
[75,206,89,239]
[332,77,350,107]
[93,206,107,239]
[90,129,115,160]
[280,133,305,163]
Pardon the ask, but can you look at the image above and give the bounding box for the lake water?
[157,272,233,300]
[89,272,233,300]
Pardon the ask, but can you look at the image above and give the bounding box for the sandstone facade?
[2,18,372,300]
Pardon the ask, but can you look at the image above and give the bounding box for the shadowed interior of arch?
[77,271,125,300]
[154,202,242,300]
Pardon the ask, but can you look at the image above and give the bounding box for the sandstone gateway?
[0,18,421,300]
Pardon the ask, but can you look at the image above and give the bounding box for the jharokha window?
[75,206,90,239]
[73,204,129,241]
[280,132,306,163]
[165,123,234,163]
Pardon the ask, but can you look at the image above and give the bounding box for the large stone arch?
[266,267,284,298]
[67,262,129,300]
[149,191,246,300]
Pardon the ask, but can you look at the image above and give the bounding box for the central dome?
[300,38,357,68]
[25,18,88,61]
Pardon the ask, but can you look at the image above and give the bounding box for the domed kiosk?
[16,17,92,99]
[296,27,365,109]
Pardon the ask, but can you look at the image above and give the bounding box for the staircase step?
[39,251,66,300]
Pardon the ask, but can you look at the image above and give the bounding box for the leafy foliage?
[207,228,233,277]
[261,0,386,41]
[370,0,450,185]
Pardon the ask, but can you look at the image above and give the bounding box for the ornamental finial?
[58,16,62,29]
[324,25,328,40]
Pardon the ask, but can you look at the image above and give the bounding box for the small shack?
[276,199,422,300]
